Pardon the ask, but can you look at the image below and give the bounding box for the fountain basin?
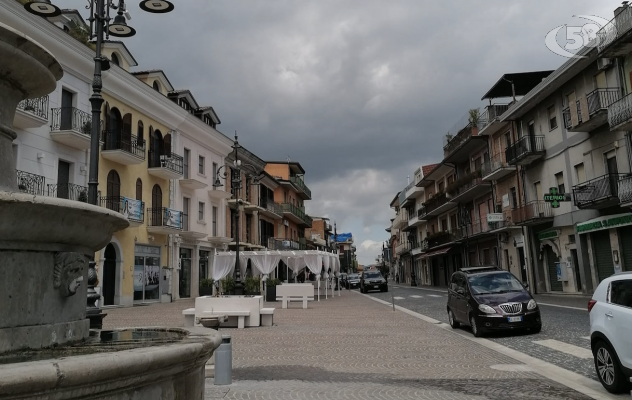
[0,327,221,400]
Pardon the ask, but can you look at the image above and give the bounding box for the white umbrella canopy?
[242,251,282,281]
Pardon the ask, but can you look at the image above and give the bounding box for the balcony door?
[107,108,122,150]
[149,129,164,168]
[60,89,73,130]
[152,184,163,226]
[106,170,120,211]
[57,160,70,199]
[606,151,619,196]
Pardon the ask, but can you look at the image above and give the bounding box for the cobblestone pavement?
[368,285,596,380]
[105,291,594,399]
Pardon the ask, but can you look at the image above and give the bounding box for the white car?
[589,272,632,393]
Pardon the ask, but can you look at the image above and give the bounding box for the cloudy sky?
[64,0,616,264]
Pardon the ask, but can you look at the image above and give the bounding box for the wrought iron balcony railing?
[282,203,312,226]
[148,151,184,175]
[573,173,626,208]
[17,95,49,120]
[102,130,146,159]
[482,153,509,178]
[608,92,632,128]
[505,135,545,165]
[563,107,572,129]
[290,176,311,198]
[479,104,509,130]
[147,207,183,230]
[618,175,632,205]
[422,192,449,216]
[269,238,300,250]
[511,201,552,225]
[425,230,457,249]
[100,196,145,224]
[597,5,632,53]
[260,198,283,215]
[47,183,88,202]
[446,170,483,198]
[16,170,46,196]
[587,88,621,116]
[50,107,93,134]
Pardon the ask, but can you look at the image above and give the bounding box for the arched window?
[111,53,120,66]
[164,132,172,157]
[106,108,122,150]
[152,80,161,92]
[137,121,144,144]
[136,178,142,201]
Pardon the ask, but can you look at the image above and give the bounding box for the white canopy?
[212,251,236,282]
[239,251,282,281]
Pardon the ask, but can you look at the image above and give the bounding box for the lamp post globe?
[139,0,175,13]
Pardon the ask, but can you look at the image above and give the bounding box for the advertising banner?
[164,208,182,228]
[122,196,142,221]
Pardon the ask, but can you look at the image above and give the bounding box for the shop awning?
[422,246,452,259]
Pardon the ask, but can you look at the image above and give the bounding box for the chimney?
[615,1,629,17]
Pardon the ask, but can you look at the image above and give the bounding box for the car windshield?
[467,272,524,295]
[348,274,359,279]
[364,272,381,279]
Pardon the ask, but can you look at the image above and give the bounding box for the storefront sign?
[576,213,632,234]
[122,196,142,221]
[164,208,182,228]
[487,213,504,223]
[538,230,559,241]
[543,187,569,208]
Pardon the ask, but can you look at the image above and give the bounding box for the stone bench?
[277,284,315,309]
[204,310,250,329]
[260,308,275,326]
[277,294,314,309]
[194,296,262,327]
[182,308,195,327]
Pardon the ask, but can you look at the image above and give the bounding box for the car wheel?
[593,340,628,394]
[470,315,483,337]
[448,309,460,329]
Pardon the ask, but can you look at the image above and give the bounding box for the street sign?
[487,213,504,223]
[543,187,569,208]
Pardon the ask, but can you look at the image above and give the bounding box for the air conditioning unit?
[498,232,509,243]
[597,58,613,71]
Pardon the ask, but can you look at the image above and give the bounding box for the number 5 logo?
[545,15,611,58]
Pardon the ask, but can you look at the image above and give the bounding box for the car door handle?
[605,312,613,318]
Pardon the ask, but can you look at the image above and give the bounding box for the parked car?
[346,273,360,289]
[339,273,348,288]
[589,272,632,394]
[447,266,541,337]
[360,271,388,293]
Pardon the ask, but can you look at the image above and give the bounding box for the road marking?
[410,295,423,298]
[357,291,618,400]
[393,296,405,300]
[532,339,593,359]
[537,302,586,311]
[427,294,443,298]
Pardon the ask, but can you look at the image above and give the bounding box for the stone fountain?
[0,22,220,399]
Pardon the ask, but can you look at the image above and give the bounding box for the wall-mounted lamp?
[613,250,619,264]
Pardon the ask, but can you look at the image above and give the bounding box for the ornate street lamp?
[25,0,174,329]
[213,133,262,294]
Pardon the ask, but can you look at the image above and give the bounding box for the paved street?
[103,291,609,400]
[367,285,595,380]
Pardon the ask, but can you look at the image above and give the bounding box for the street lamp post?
[25,0,174,329]
[213,133,262,293]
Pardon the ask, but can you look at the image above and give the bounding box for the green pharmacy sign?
[543,187,569,208]
[577,213,632,234]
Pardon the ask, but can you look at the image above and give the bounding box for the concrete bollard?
[214,335,232,385]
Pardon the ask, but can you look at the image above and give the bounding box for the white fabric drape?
[212,251,236,281]
[247,251,282,281]
[303,253,323,276]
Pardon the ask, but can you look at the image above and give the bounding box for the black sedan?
[346,273,360,289]
[360,271,388,293]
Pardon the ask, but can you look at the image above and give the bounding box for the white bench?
[204,310,250,329]
[194,296,262,327]
[182,308,195,327]
[276,284,315,309]
[260,308,275,326]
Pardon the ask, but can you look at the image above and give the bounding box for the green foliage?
[199,278,214,288]
[221,276,235,294]
[266,278,281,287]
[244,276,261,293]
[468,108,480,125]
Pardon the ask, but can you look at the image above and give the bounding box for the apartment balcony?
[268,238,301,250]
[324,220,332,232]
[564,89,621,133]
[408,209,424,227]
[421,192,456,218]
[425,230,457,249]
[290,176,311,200]
[478,104,510,136]
[597,5,632,57]
[573,173,626,209]
[47,183,88,202]
[395,241,411,256]
[16,170,45,196]
[101,130,146,165]
[49,107,98,150]
[282,203,312,227]
[446,170,491,204]
[207,185,232,200]
[14,95,49,129]
[179,213,208,240]
[618,175,632,206]
[259,198,283,219]
[100,196,144,227]
[393,210,408,230]
[505,135,545,166]
[179,175,208,190]
[482,153,514,182]
[443,124,488,164]
[511,201,553,226]
[147,151,184,180]
[146,207,183,234]
[607,92,632,132]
